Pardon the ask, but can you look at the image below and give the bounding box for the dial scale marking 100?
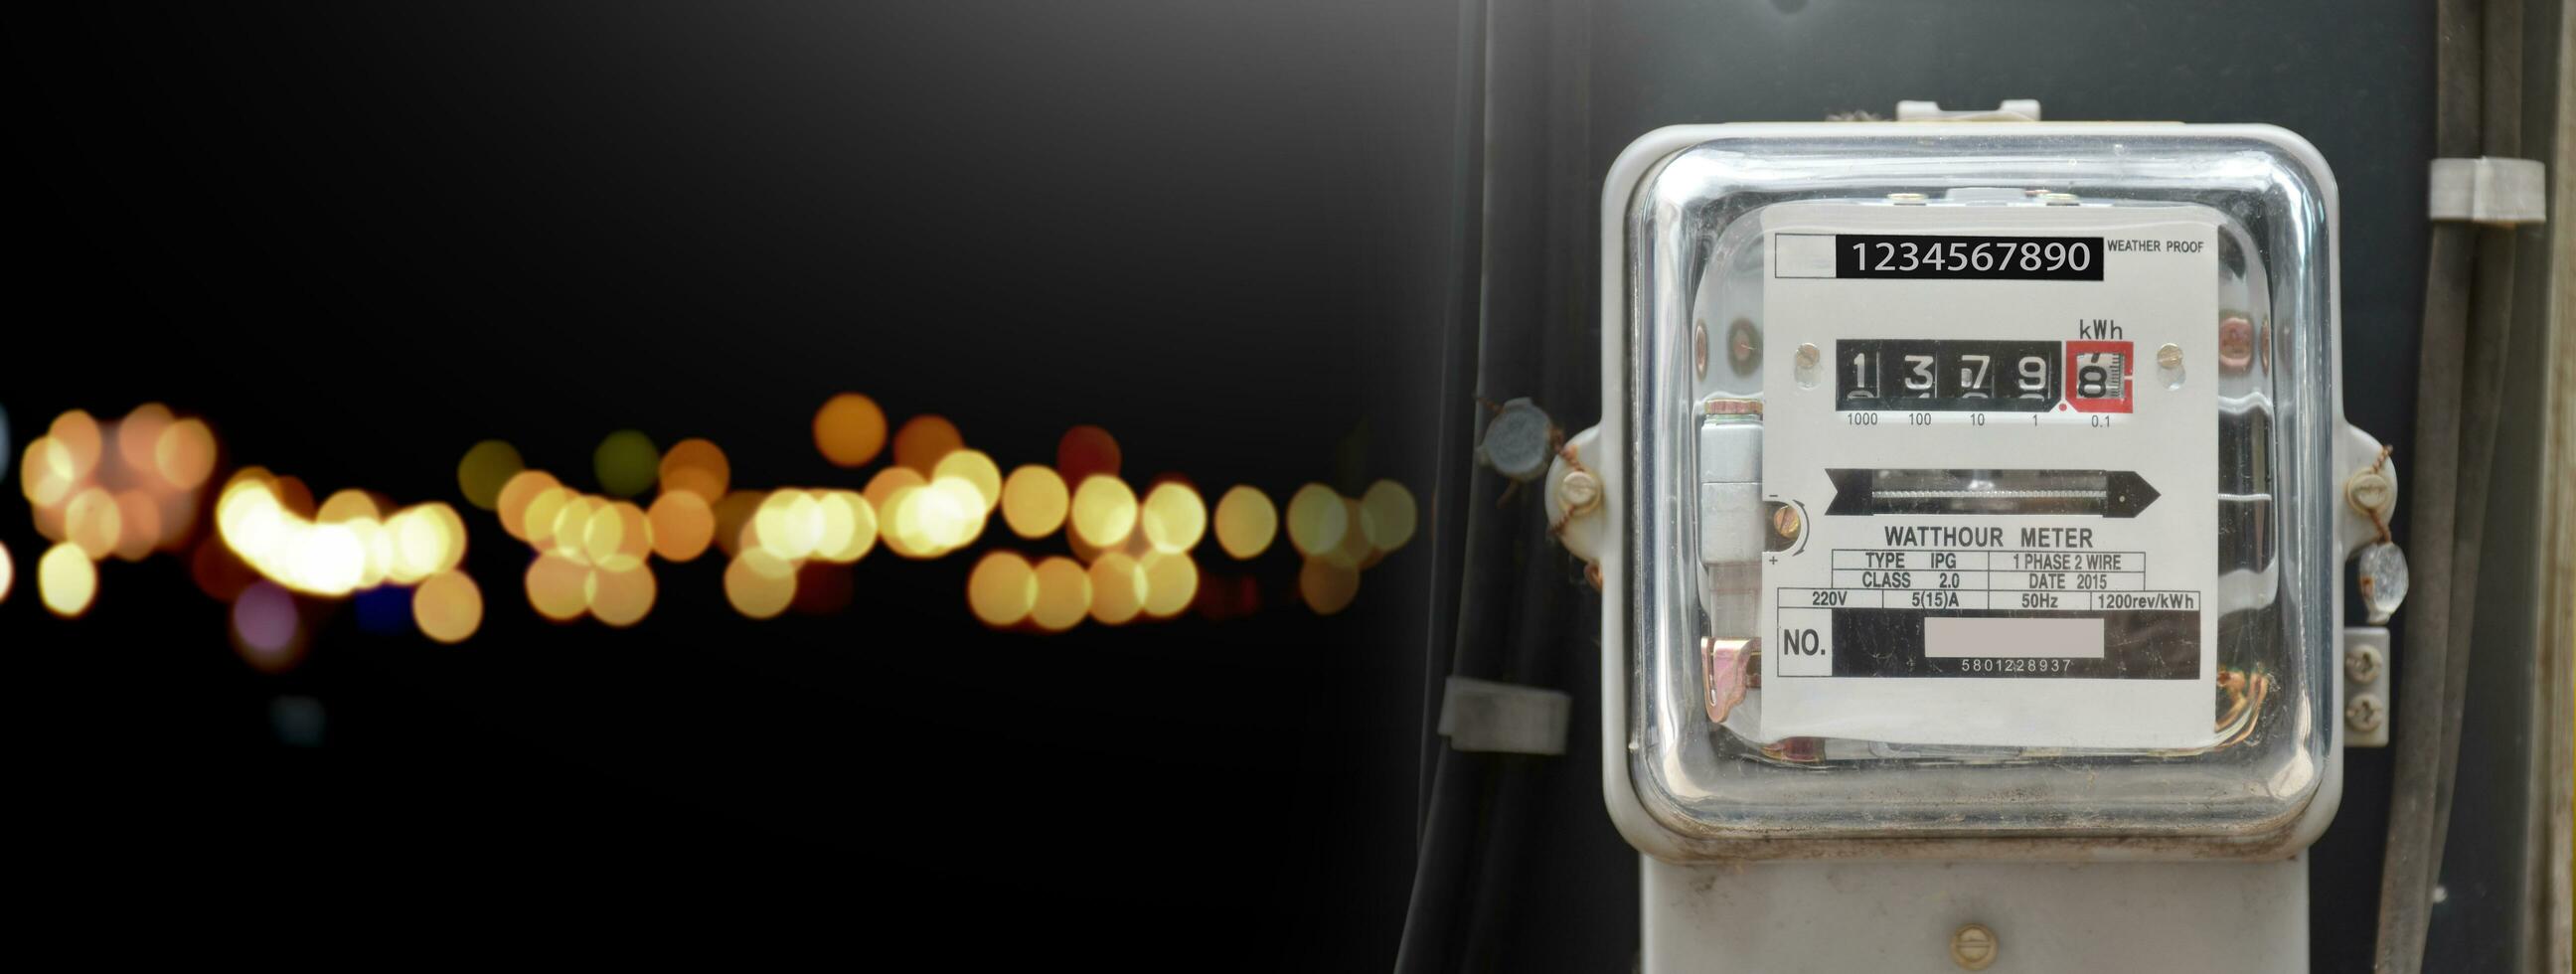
[1755,203,2222,749]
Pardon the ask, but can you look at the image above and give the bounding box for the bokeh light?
[49,410,101,483]
[23,437,77,508]
[647,490,716,562]
[933,449,1003,513]
[892,414,963,474]
[724,548,797,619]
[587,500,651,570]
[38,542,95,616]
[1139,550,1198,619]
[525,553,589,621]
[1300,557,1361,614]
[659,438,730,501]
[1069,475,1137,549]
[593,429,660,499]
[1000,465,1068,539]
[967,551,1037,627]
[522,486,571,550]
[586,564,657,627]
[117,403,172,477]
[413,569,483,643]
[814,489,878,563]
[66,486,121,560]
[496,469,562,541]
[864,466,926,512]
[1139,482,1207,554]
[1284,483,1348,559]
[1029,556,1091,632]
[1361,479,1418,553]
[1056,424,1121,484]
[1212,485,1278,560]
[1087,551,1147,625]
[0,538,13,603]
[1326,496,1372,568]
[712,489,764,557]
[754,489,826,562]
[110,489,159,562]
[812,394,888,468]
[231,581,303,672]
[456,440,525,511]
[154,418,217,491]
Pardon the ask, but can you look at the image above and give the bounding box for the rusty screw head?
[1560,468,1601,515]
[2346,694,2386,732]
[1950,923,1998,970]
[2347,470,2394,516]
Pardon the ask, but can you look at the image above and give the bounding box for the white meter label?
[1756,203,2220,749]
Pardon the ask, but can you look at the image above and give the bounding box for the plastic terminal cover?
[1604,124,2341,858]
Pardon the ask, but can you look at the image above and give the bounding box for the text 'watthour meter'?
[1591,122,2395,891]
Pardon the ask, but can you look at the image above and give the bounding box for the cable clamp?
[1438,676,1571,755]
[2428,157,2548,226]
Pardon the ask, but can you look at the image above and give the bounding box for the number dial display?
[1837,339,2060,411]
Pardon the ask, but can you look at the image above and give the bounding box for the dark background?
[3,1,2551,970]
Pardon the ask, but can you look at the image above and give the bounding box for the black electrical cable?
[2423,0,2523,921]
[2373,0,2486,967]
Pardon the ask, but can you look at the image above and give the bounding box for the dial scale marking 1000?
[1755,203,2222,749]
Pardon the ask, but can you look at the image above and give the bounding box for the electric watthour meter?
[1580,123,2398,970]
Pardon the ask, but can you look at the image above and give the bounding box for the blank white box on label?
[1924,616,2105,659]
[1773,234,1837,278]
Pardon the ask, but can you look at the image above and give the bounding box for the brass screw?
[1560,469,1601,515]
[1770,504,1803,542]
[2157,343,2183,370]
[1950,923,1998,970]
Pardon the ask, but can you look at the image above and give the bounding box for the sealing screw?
[2346,694,2386,733]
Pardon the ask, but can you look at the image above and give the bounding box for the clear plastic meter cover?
[1616,127,2335,846]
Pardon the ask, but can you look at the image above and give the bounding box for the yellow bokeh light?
[586,500,651,570]
[814,490,878,564]
[754,489,825,562]
[1068,476,1137,550]
[1361,479,1417,553]
[812,394,888,468]
[864,466,927,512]
[523,486,571,550]
[1300,557,1361,614]
[65,487,122,560]
[967,551,1038,627]
[496,469,561,542]
[879,486,933,559]
[1029,556,1091,632]
[1000,465,1068,539]
[39,543,96,617]
[117,404,172,479]
[526,554,589,621]
[23,437,77,508]
[586,563,657,627]
[1212,486,1278,560]
[111,489,160,562]
[49,410,102,482]
[1139,550,1198,619]
[892,414,964,474]
[1284,484,1347,559]
[658,437,731,502]
[154,418,217,492]
[550,494,600,563]
[724,548,798,619]
[1087,551,1148,625]
[647,490,716,563]
[1139,482,1207,554]
[0,539,11,603]
[316,489,381,525]
[456,440,525,511]
[933,450,1003,513]
[413,569,483,644]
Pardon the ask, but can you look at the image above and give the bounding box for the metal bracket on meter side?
[2342,626,2391,747]
[2428,157,2548,226]
[1439,676,1572,756]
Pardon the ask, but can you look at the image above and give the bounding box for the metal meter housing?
[1597,123,2364,861]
